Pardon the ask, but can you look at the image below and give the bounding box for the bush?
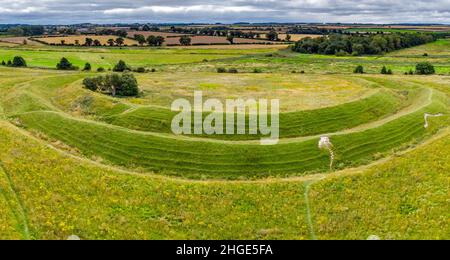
[7,60,12,66]
[335,50,348,57]
[97,67,105,72]
[151,68,156,73]
[415,62,435,75]
[113,60,129,72]
[82,73,139,97]
[135,67,146,73]
[387,69,393,75]
[253,68,263,73]
[117,73,139,96]
[57,57,76,70]
[381,66,388,74]
[217,67,227,73]
[1,61,5,66]
[354,65,364,74]
[228,68,238,73]
[12,56,27,67]
[82,77,98,91]
[423,53,428,57]
[83,63,92,71]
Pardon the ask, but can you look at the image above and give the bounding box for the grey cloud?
[0,0,448,24]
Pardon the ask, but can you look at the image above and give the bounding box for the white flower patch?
[424,113,444,128]
[318,136,335,170]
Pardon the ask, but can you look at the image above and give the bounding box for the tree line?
[292,33,437,55]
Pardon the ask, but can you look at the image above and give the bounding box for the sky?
[0,0,449,25]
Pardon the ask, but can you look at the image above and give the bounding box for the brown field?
[36,35,139,46]
[127,31,278,46]
[278,34,322,41]
[166,35,275,45]
[167,44,289,49]
[127,30,188,38]
[0,37,44,46]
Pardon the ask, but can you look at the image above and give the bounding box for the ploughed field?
[0,39,449,239]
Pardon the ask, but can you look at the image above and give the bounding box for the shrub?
[117,73,139,96]
[354,65,364,74]
[179,36,192,46]
[97,67,105,72]
[1,61,5,66]
[300,70,305,74]
[387,69,393,75]
[12,56,27,67]
[83,63,92,71]
[113,60,129,72]
[82,77,98,91]
[228,68,238,73]
[57,57,76,70]
[135,67,146,73]
[7,60,12,66]
[381,66,388,74]
[423,53,428,57]
[415,62,435,75]
[253,68,263,73]
[217,67,227,73]
[151,68,156,73]
[82,73,139,97]
[335,50,348,57]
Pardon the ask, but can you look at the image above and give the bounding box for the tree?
[60,40,66,45]
[227,35,234,44]
[83,63,92,71]
[415,62,435,75]
[155,36,165,46]
[113,60,129,72]
[147,35,157,46]
[7,27,24,36]
[142,25,151,31]
[82,73,139,97]
[179,36,192,46]
[116,73,139,96]
[381,66,388,74]
[82,77,98,91]
[266,30,279,41]
[115,37,125,46]
[115,30,128,38]
[285,34,292,42]
[134,34,146,46]
[107,39,115,46]
[57,57,75,70]
[85,38,93,46]
[354,65,364,74]
[12,56,27,67]
[93,39,101,46]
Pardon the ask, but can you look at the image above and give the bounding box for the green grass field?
[0,39,448,239]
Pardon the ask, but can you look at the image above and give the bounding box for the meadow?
[0,38,448,239]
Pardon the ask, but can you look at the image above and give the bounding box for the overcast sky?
[0,0,449,25]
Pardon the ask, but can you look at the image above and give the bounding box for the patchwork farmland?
[0,24,449,240]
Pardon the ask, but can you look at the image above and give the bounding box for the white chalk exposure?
[318,136,335,170]
[424,113,444,128]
